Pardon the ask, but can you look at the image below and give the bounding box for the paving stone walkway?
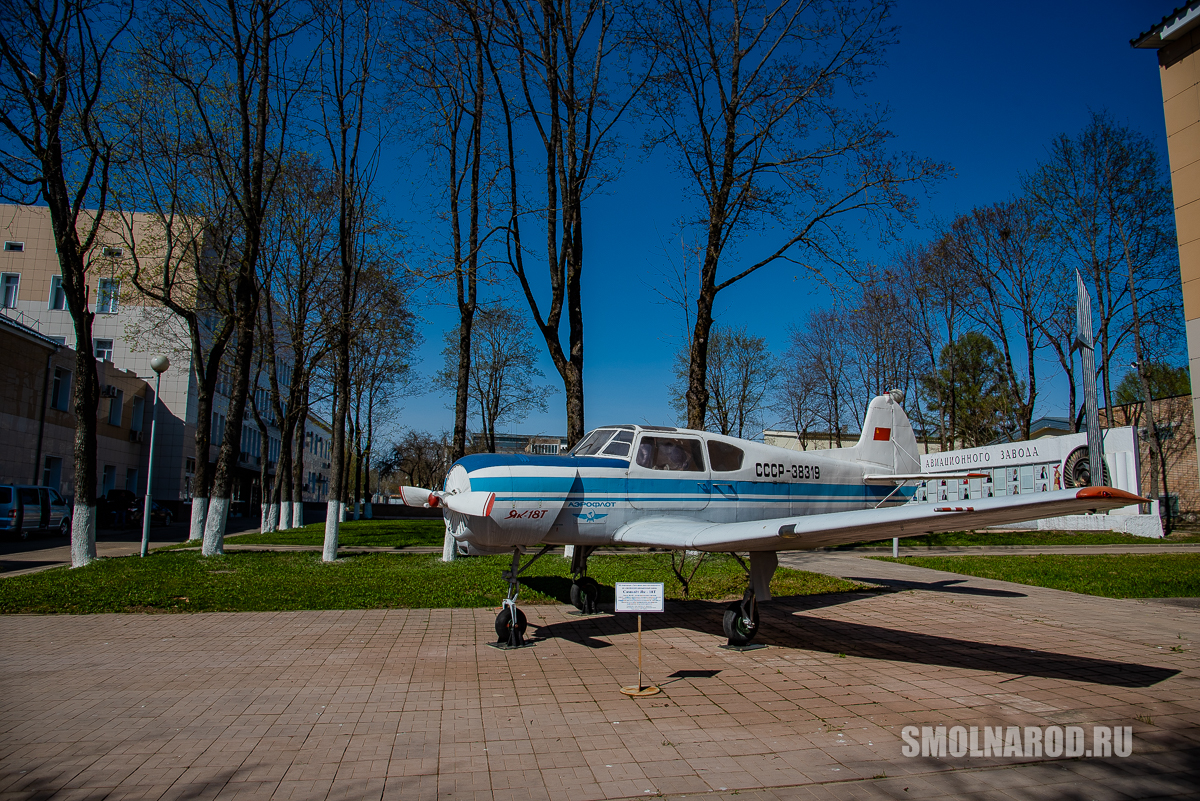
[2,555,1198,800]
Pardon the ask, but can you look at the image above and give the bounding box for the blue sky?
[384,1,1179,442]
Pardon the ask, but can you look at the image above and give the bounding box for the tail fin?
[827,391,920,472]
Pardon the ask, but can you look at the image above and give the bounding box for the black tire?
[569,577,600,610]
[59,518,70,538]
[494,607,528,642]
[1063,446,1111,488]
[722,600,760,645]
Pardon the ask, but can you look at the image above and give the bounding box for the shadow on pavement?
[531,592,1179,688]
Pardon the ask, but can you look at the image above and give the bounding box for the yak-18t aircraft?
[401,391,1144,647]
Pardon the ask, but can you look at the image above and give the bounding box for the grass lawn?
[874,553,1200,598]
[0,551,865,614]
[848,530,1200,548]
[224,519,447,548]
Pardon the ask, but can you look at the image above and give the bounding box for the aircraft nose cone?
[444,464,472,542]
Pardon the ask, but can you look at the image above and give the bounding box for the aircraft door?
[628,434,710,510]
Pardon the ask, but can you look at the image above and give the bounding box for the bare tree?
[0,0,133,565]
[348,261,418,516]
[487,0,651,446]
[314,0,386,560]
[1025,111,1181,423]
[642,0,946,430]
[437,304,552,452]
[946,199,1053,440]
[397,0,499,462]
[379,429,451,490]
[774,339,822,450]
[145,0,310,555]
[890,241,963,450]
[790,307,852,446]
[672,325,775,438]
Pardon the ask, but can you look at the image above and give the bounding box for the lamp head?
[150,355,170,374]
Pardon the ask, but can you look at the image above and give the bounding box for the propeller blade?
[441,491,496,518]
[399,486,438,508]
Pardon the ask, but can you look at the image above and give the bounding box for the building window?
[94,338,114,362]
[130,395,144,433]
[125,467,139,493]
[1,273,18,308]
[3,241,23,252]
[48,275,65,310]
[51,368,71,410]
[102,246,124,258]
[108,389,123,425]
[101,465,116,497]
[96,277,119,314]
[42,456,63,492]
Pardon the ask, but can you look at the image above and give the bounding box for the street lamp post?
[140,355,170,557]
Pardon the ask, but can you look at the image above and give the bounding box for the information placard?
[614,582,665,613]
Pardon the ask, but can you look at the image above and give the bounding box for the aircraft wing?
[610,487,1147,552]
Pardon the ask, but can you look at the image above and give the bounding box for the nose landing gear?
[490,545,553,650]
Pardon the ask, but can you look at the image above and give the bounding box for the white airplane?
[401,391,1143,647]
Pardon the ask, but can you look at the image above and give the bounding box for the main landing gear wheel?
[495,606,528,643]
[722,591,760,646]
[570,576,600,613]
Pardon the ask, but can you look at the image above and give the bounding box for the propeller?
[398,486,496,518]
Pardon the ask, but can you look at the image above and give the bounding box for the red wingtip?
[1075,486,1150,503]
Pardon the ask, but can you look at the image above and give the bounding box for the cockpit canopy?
[569,427,635,458]
[568,425,746,472]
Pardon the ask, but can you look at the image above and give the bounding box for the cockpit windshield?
[570,428,635,458]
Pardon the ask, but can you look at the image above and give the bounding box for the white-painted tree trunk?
[292,501,303,528]
[189,496,208,542]
[364,501,372,519]
[340,502,349,522]
[202,497,229,555]
[441,523,456,562]
[264,503,278,533]
[323,500,341,561]
[70,504,96,567]
[352,501,360,520]
[279,500,292,530]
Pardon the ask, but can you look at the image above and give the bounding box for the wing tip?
[1075,486,1149,504]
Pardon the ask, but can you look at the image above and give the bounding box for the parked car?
[0,485,71,539]
[144,501,173,527]
[99,489,140,528]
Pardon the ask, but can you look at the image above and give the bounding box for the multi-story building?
[0,204,330,511]
[0,314,150,498]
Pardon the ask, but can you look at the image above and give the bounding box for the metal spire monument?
[1073,270,1106,486]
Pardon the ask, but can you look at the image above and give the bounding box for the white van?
[0,485,71,538]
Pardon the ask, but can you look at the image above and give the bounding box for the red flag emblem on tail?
[873,427,891,441]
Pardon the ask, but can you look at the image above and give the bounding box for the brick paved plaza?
[1,554,1198,800]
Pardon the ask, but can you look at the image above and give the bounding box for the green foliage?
[226,519,447,548]
[920,331,1015,446]
[0,551,864,614]
[1113,363,1191,405]
[875,553,1200,598]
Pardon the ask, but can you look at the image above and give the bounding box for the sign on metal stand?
[615,582,663,697]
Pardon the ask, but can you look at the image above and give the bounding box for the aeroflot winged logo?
[574,508,609,523]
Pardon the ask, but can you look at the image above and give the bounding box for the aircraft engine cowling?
[442,463,543,549]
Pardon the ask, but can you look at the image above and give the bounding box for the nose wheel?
[490,545,552,649]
